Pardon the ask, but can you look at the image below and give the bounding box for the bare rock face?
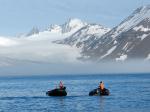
[26,27,39,36]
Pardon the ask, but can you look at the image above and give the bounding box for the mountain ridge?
[78,5,150,61]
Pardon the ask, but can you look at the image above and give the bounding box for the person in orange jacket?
[99,81,105,91]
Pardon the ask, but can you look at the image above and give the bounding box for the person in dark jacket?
[99,81,104,91]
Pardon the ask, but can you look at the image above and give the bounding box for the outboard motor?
[89,88,110,96]
[89,88,99,96]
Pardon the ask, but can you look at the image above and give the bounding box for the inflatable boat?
[46,87,67,96]
[89,88,110,96]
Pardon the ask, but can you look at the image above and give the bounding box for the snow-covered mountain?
[24,18,87,41]
[0,18,88,66]
[61,18,87,33]
[55,24,110,49]
[47,25,62,33]
[47,18,87,34]
[79,5,150,61]
[26,27,40,37]
[1,4,150,67]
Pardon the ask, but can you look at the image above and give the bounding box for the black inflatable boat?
[46,87,67,96]
[89,88,110,96]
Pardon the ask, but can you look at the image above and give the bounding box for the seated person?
[59,81,64,89]
[99,81,105,91]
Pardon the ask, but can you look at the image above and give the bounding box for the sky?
[0,0,150,36]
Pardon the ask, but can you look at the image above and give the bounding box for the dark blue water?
[0,74,150,112]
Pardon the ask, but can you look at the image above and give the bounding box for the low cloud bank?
[0,36,149,76]
[0,60,149,76]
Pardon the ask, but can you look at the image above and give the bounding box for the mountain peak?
[46,18,87,34]
[110,5,150,38]
[26,27,39,37]
[67,18,86,27]
[80,5,150,61]
[48,25,62,33]
[141,4,150,10]
[61,18,87,33]
[133,4,150,15]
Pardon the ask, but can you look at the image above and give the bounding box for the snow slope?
[25,18,87,41]
[112,5,150,38]
[81,5,150,61]
[56,24,110,49]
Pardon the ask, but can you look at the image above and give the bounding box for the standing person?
[59,81,64,89]
[99,81,105,91]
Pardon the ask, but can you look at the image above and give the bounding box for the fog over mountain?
[0,5,150,76]
[0,18,109,67]
[58,5,150,61]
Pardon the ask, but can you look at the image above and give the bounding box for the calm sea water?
[0,74,150,112]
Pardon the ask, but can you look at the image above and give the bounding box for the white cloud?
[0,37,18,47]
[0,25,85,67]
[0,39,81,65]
